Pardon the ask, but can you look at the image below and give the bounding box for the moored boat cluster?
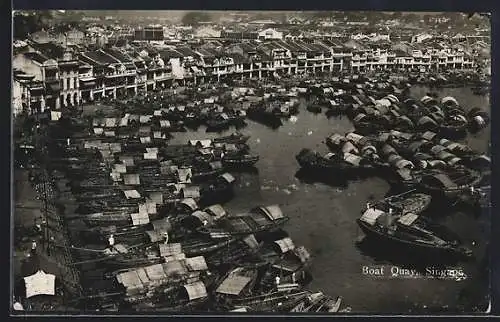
[296,78,490,262]
[29,89,350,312]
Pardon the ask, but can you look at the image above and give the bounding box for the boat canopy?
[243,234,259,249]
[180,198,199,211]
[430,145,447,155]
[185,256,209,271]
[178,168,193,183]
[427,160,447,169]
[441,96,459,107]
[408,141,427,154]
[184,281,208,300]
[437,151,456,161]
[189,139,212,148]
[414,152,433,161]
[159,243,182,257]
[447,157,463,166]
[216,274,253,296]
[222,172,236,184]
[420,96,434,104]
[182,186,201,199]
[361,145,377,155]
[205,204,227,219]
[123,173,140,185]
[123,189,141,199]
[359,208,384,226]
[421,131,437,141]
[423,173,456,189]
[274,237,296,253]
[346,132,364,145]
[131,212,150,226]
[385,94,399,103]
[417,116,438,128]
[256,205,284,221]
[397,213,419,226]
[192,210,214,226]
[377,98,392,107]
[353,113,367,123]
[342,141,359,154]
[395,159,414,170]
[327,133,346,146]
[381,144,397,156]
[344,153,362,166]
[151,218,172,232]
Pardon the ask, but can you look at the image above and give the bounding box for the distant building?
[194,26,221,38]
[258,28,283,40]
[411,33,433,43]
[134,25,164,41]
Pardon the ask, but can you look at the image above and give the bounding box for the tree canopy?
[181,12,212,26]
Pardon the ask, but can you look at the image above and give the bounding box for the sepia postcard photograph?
[11,9,492,315]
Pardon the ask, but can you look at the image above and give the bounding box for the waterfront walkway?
[13,169,81,311]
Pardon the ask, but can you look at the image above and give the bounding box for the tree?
[181,12,211,26]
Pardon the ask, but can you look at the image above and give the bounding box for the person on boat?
[366,202,371,210]
[13,298,24,311]
[163,232,169,244]
[275,276,281,287]
[108,235,115,250]
[31,240,37,255]
[66,138,70,146]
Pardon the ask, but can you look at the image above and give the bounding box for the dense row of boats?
[25,82,352,313]
[293,75,489,262]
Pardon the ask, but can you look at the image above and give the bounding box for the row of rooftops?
[16,37,482,72]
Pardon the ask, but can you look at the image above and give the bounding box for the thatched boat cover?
[360,208,384,225]
[441,96,459,106]
[216,275,252,296]
[346,132,364,145]
[205,204,227,219]
[182,186,201,199]
[184,281,208,300]
[243,234,259,249]
[131,212,150,226]
[327,133,346,146]
[124,174,140,185]
[151,218,172,232]
[344,153,362,166]
[159,243,182,257]
[421,131,437,141]
[274,237,296,253]
[381,144,397,156]
[181,198,199,211]
[353,113,367,123]
[257,205,284,221]
[437,151,456,161]
[192,211,213,226]
[185,256,208,271]
[209,161,223,170]
[160,120,171,128]
[417,116,438,127]
[140,115,153,124]
[222,173,236,183]
[397,213,419,226]
[342,142,359,155]
[124,190,141,199]
[430,145,447,155]
[424,173,456,189]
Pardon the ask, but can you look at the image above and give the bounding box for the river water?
[168,85,491,314]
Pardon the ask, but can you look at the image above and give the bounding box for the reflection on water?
[167,87,490,313]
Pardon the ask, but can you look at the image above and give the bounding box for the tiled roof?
[82,50,121,65]
[24,52,49,64]
[158,49,183,60]
[394,49,409,57]
[104,48,133,63]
